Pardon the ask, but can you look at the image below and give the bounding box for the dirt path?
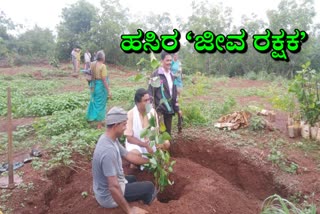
[0,117,34,133]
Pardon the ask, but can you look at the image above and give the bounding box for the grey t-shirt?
[92,134,128,208]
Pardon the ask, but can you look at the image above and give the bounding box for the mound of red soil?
[3,134,319,214]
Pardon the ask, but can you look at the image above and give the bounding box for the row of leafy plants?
[289,62,320,126]
[1,60,319,202]
[271,62,320,140]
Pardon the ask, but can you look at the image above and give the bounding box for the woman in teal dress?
[86,50,112,129]
[171,53,183,95]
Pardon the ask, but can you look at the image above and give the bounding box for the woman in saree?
[86,50,112,129]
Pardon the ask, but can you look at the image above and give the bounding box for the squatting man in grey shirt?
[92,107,157,214]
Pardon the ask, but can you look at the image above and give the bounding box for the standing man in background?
[148,51,182,136]
[71,48,78,74]
[84,49,91,70]
[76,48,81,74]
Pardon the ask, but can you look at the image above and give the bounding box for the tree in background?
[178,0,318,78]
[179,0,233,76]
[56,0,98,60]
[0,0,319,76]
[227,14,269,77]
[308,26,320,70]
[16,25,55,58]
[120,15,149,67]
[143,12,173,35]
[90,0,128,64]
[0,11,16,59]
[267,0,315,33]
[266,0,316,78]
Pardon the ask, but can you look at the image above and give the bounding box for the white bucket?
[301,123,310,139]
[310,126,318,140]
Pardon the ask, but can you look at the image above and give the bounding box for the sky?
[1,0,320,34]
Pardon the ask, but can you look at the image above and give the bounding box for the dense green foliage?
[289,62,320,125]
[56,0,98,60]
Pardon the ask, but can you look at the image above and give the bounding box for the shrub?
[244,71,257,80]
[289,62,320,126]
[15,92,89,117]
[34,109,90,137]
[182,105,207,126]
[261,194,317,214]
[249,116,266,131]
[13,55,30,66]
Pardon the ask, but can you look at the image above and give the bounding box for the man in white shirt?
[71,48,78,73]
[124,88,155,156]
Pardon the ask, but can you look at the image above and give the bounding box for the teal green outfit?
[171,60,183,88]
[86,78,109,121]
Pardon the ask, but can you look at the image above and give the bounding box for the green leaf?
[149,133,156,141]
[306,61,311,68]
[149,115,156,127]
[150,53,160,69]
[150,52,157,62]
[134,73,144,82]
[276,195,290,213]
[149,140,155,147]
[159,98,166,105]
[140,127,150,138]
[160,150,166,160]
[149,157,157,166]
[151,60,160,70]
[159,122,166,132]
[142,152,153,158]
[136,58,146,65]
[160,132,171,141]
[150,76,161,88]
